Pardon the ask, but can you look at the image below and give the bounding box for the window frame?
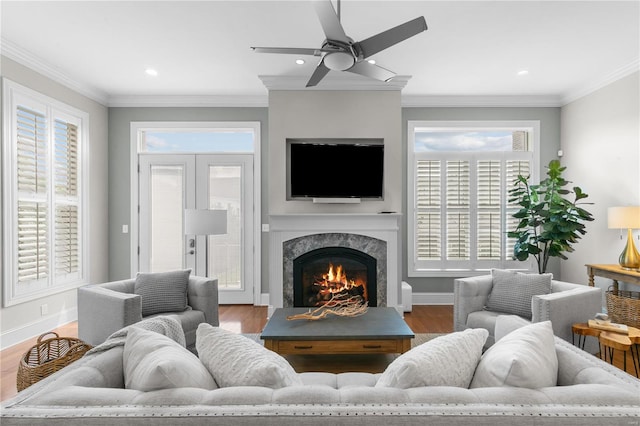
[2,79,90,306]
[407,120,540,277]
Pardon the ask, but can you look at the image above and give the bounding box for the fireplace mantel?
[267,213,401,316]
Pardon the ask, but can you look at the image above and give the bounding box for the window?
[408,121,539,276]
[3,79,88,305]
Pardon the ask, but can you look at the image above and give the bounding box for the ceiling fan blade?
[346,61,395,82]
[356,16,428,59]
[313,0,349,43]
[306,60,331,87]
[251,47,327,56]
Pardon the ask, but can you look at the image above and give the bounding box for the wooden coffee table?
[261,307,414,355]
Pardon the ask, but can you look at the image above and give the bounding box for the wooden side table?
[599,331,639,378]
[571,322,601,350]
[586,264,640,291]
[572,322,640,377]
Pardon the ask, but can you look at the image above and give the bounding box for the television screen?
[287,139,384,199]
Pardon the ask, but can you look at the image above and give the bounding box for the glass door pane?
[207,165,242,290]
[150,165,185,272]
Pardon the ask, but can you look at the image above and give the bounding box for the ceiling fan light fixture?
[323,51,355,71]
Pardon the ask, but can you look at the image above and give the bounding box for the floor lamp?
[184,209,227,277]
[608,206,640,270]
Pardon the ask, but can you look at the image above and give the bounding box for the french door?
[139,154,254,304]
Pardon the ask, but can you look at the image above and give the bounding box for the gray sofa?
[78,275,219,349]
[454,275,602,349]
[2,319,639,425]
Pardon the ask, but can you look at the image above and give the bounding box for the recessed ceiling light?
[145,68,158,77]
[295,59,305,65]
[367,59,376,65]
[517,70,529,76]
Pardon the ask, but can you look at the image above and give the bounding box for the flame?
[313,263,368,301]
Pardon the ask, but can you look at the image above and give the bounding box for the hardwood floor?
[1,304,636,402]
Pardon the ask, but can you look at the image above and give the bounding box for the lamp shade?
[607,206,640,229]
[184,209,227,235]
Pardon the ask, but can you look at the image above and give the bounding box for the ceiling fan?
[251,0,428,87]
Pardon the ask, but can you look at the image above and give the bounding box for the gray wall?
[107,107,269,294]
[268,90,402,214]
[401,107,562,294]
[108,104,562,298]
[560,71,639,291]
[0,57,109,342]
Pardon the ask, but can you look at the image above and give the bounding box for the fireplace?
[293,247,377,307]
[269,214,400,315]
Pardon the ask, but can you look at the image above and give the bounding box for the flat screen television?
[287,138,384,200]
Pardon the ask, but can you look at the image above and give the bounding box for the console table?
[586,264,640,291]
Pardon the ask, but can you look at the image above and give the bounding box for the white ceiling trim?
[107,95,268,108]
[560,59,640,106]
[1,37,109,106]
[401,95,563,108]
[258,75,411,91]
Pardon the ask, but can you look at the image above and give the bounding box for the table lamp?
[184,209,227,276]
[607,206,640,270]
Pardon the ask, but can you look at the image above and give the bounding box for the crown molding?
[560,59,640,105]
[1,37,109,106]
[107,95,268,108]
[401,95,563,108]
[259,75,411,91]
[2,39,637,108]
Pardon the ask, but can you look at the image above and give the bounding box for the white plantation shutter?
[54,120,79,276]
[477,161,501,260]
[16,106,49,283]
[54,120,78,196]
[409,122,537,275]
[17,201,48,282]
[505,160,531,260]
[416,160,441,260]
[3,80,87,305]
[446,161,470,260]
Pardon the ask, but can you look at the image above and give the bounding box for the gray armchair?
[454,275,602,350]
[78,275,219,350]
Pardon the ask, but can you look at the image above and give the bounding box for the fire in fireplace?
[293,247,377,307]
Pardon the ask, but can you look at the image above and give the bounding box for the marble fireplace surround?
[268,214,401,317]
[284,233,386,308]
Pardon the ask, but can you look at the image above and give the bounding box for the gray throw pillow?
[134,269,191,316]
[485,269,552,319]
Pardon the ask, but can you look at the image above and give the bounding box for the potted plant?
[508,159,594,274]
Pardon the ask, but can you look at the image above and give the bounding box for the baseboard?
[0,307,78,350]
[411,292,454,305]
[259,293,270,306]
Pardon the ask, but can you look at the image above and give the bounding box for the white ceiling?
[1,1,638,106]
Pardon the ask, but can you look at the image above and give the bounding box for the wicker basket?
[605,288,640,329]
[16,332,92,391]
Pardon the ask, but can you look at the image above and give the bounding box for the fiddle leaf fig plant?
[508,159,594,274]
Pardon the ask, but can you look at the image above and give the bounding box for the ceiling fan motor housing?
[324,51,355,70]
[321,38,362,71]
